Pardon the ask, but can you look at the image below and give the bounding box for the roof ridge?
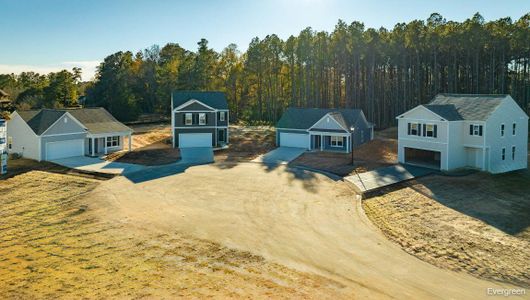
[437,93,508,98]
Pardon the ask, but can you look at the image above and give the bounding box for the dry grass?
[0,170,351,298]
[363,166,530,288]
[291,139,398,176]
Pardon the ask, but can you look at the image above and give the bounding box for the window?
[501,147,506,161]
[330,136,343,147]
[7,137,12,150]
[500,124,505,137]
[512,146,516,160]
[199,113,206,125]
[220,111,225,122]
[425,124,437,138]
[185,113,193,125]
[107,136,120,147]
[512,123,516,135]
[469,124,483,136]
[408,123,419,136]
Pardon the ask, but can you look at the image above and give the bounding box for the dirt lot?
[364,162,530,288]
[0,169,356,298]
[105,123,181,166]
[291,138,397,176]
[215,125,276,162]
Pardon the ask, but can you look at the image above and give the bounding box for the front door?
[314,135,321,150]
[218,129,225,143]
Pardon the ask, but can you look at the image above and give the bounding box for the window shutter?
[469,125,473,135]
[479,125,483,136]
[407,123,411,135]
[422,124,426,136]
[205,114,208,124]
[433,125,437,138]
[182,114,185,125]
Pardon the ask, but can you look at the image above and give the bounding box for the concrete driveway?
[179,147,214,165]
[86,163,512,299]
[344,164,434,193]
[252,147,306,164]
[51,156,145,175]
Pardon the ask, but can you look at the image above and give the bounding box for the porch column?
[128,134,132,151]
[91,137,95,156]
[104,138,108,155]
[320,135,323,151]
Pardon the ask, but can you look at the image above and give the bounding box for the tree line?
[1,13,529,127]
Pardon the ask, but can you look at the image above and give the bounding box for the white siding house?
[397,94,528,173]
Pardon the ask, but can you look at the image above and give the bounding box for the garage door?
[404,147,441,169]
[179,133,212,148]
[279,132,309,148]
[46,139,84,160]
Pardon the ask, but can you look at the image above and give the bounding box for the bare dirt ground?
[364,155,530,288]
[83,162,520,299]
[290,135,397,176]
[215,125,276,162]
[0,170,355,299]
[105,123,181,166]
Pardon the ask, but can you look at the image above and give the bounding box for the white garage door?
[279,132,309,148]
[46,139,84,160]
[179,133,212,148]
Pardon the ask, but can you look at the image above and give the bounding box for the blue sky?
[0,0,528,80]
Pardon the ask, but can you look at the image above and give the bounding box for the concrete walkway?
[51,156,145,175]
[252,147,306,164]
[344,164,434,193]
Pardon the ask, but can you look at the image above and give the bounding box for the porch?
[309,133,351,153]
[86,133,133,157]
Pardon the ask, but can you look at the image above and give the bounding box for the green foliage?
[2,13,529,126]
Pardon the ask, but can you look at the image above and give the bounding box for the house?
[7,108,133,161]
[171,91,229,149]
[0,89,11,109]
[396,94,529,173]
[276,108,374,152]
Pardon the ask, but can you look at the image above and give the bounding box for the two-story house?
[397,94,528,173]
[171,91,229,149]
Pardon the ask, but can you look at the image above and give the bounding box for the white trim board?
[174,99,216,111]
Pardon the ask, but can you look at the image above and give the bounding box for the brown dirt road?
[86,162,523,299]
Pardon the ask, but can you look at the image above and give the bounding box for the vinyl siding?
[42,114,86,136]
[6,113,41,160]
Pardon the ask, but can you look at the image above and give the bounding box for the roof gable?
[16,108,131,136]
[172,91,228,110]
[277,108,364,131]
[174,99,215,111]
[398,105,449,121]
[309,113,348,132]
[427,94,507,121]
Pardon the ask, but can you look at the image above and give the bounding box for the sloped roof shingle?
[172,91,228,110]
[424,94,507,121]
[17,108,131,135]
[276,108,365,131]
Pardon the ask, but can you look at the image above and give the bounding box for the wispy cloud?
[0,60,101,81]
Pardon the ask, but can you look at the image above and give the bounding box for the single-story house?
[171,91,229,149]
[276,108,374,152]
[396,94,528,173]
[7,108,133,161]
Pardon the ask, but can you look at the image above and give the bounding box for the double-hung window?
[106,136,120,147]
[409,123,419,135]
[500,124,505,137]
[220,111,225,122]
[185,113,193,125]
[425,124,434,137]
[199,113,206,125]
[330,136,343,147]
[512,123,516,136]
[470,124,483,136]
[501,147,506,161]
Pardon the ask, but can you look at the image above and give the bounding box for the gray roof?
[276,108,365,131]
[17,108,131,135]
[67,108,132,134]
[19,109,67,135]
[424,94,507,121]
[172,91,228,110]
